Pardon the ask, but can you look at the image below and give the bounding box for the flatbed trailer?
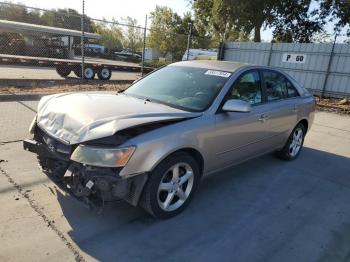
[0,53,154,80]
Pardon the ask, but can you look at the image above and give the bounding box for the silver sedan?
[23,60,315,218]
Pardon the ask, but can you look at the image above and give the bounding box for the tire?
[73,67,82,78]
[140,152,200,219]
[97,67,112,80]
[277,123,306,161]
[56,66,71,78]
[83,67,95,80]
[73,66,95,79]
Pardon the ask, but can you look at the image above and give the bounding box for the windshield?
[125,66,231,112]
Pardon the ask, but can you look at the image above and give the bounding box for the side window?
[262,71,288,101]
[286,80,299,98]
[227,71,262,105]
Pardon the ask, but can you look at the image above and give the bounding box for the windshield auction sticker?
[205,70,231,78]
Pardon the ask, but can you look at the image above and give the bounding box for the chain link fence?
[0,1,215,82]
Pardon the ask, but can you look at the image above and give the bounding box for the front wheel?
[277,123,306,160]
[140,152,200,219]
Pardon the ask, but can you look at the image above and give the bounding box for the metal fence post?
[141,15,147,77]
[186,21,193,61]
[267,42,273,66]
[321,34,337,98]
[217,42,225,61]
[81,0,85,80]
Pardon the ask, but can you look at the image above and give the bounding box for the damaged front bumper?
[23,138,148,208]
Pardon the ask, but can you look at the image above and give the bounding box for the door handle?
[258,114,269,122]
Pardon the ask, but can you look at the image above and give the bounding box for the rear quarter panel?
[296,95,316,132]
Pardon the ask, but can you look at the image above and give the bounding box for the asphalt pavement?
[0,99,350,262]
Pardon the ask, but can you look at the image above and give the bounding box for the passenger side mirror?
[222,99,251,113]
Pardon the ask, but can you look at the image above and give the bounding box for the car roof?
[170,60,250,73]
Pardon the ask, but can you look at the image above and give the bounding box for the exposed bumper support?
[62,163,148,207]
[23,139,68,161]
[23,138,148,207]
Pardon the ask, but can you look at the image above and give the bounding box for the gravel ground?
[0,83,130,96]
[316,97,350,114]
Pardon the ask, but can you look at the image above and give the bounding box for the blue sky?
[7,0,349,42]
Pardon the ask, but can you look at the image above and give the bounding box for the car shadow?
[56,147,350,262]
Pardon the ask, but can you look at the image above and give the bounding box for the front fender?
[119,114,216,178]
[119,134,203,177]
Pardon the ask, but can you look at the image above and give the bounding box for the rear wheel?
[140,152,200,219]
[56,66,71,78]
[73,66,95,79]
[97,67,112,80]
[277,123,306,160]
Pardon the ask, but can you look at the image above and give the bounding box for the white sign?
[282,53,306,64]
[205,70,231,78]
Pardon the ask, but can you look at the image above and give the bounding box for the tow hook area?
[61,163,148,211]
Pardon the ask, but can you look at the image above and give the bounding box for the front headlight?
[71,145,136,168]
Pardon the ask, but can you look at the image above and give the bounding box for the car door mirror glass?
[222,99,251,113]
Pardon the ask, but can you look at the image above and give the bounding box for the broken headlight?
[71,145,136,168]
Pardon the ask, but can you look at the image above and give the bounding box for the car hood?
[36,92,201,144]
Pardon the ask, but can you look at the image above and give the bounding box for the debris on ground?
[315,96,350,114]
[0,83,130,96]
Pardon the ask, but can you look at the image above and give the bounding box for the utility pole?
[81,0,85,79]
[186,21,193,61]
[141,15,148,77]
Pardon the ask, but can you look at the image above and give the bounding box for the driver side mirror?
[222,99,251,113]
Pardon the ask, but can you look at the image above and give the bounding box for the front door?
[212,70,272,171]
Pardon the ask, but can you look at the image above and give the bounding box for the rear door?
[259,69,299,148]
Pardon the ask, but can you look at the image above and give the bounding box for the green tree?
[93,19,124,53]
[191,0,249,44]
[319,0,350,35]
[121,17,143,53]
[41,8,94,32]
[191,0,322,42]
[147,6,188,59]
[0,4,41,24]
[271,1,323,43]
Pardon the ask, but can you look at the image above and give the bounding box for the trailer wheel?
[56,66,71,78]
[73,66,95,79]
[83,67,95,80]
[97,67,112,80]
[73,68,81,78]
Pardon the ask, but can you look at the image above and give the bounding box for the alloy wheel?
[157,162,194,212]
[289,127,303,157]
